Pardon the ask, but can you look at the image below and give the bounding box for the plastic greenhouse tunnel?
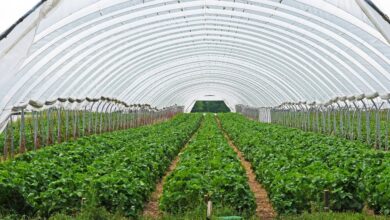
[0,0,390,219]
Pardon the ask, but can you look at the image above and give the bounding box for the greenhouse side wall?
[237,92,390,150]
[0,96,184,160]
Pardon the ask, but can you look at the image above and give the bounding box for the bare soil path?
[142,120,202,218]
[216,116,276,220]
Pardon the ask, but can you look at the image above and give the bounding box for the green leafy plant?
[0,113,202,218]
[160,114,256,217]
[218,113,390,214]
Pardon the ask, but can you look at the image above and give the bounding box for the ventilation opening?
[190,100,231,113]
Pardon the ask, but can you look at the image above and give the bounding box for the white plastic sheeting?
[0,0,389,122]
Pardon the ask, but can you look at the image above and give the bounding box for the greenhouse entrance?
[190,100,231,113]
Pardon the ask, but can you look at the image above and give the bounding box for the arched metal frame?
[0,0,389,120]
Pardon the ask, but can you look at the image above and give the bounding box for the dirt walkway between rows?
[216,116,276,220]
[142,119,203,218]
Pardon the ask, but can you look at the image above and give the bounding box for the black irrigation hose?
[0,0,47,41]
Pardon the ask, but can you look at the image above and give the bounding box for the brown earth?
[216,116,277,220]
[142,120,202,218]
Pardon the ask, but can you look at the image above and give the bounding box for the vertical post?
[88,102,96,135]
[130,109,133,128]
[73,109,77,139]
[19,107,26,154]
[122,107,126,129]
[321,105,326,134]
[134,108,137,127]
[315,104,320,132]
[47,108,52,145]
[324,189,330,212]
[371,99,379,149]
[33,111,38,150]
[3,117,9,160]
[363,93,379,148]
[57,107,62,143]
[135,107,139,127]
[307,103,311,131]
[126,107,130,128]
[386,102,390,151]
[129,109,133,128]
[40,111,45,147]
[43,100,56,144]
[378,94,390,150]
[115,107,119,130]
[332,104,337,136]
[95,100,104,134]
[117,106,122,129]
[383,95,390,151]
[327,105,332,134]
[124,109,128,129]
[354,100,362,141]
[341,99,347,138]
[101,103,107,133]
[207,200,212,220]
[292,104,298,128]
[336,101,344,137]
[286,105,290,127]
[303,102,308,131]
[10,115,14,159]
[348,101,353,139]
[349,101,356,140]
[111,105,116,131]
[75,99,84,138]
[82,105,87,137]
[65,109,69,141]
[360,99,370,146]
[106,103,113,132]
[347,96,355,140]
[298,103,304,130]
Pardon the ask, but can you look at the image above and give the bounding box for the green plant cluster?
[273,110,390,149]
[0,113,202,218]
[0,111,142,157]
[218,113,390,215]
[160,114,256,216]
[362,152,390,215]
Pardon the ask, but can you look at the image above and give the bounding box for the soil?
[142,121,202,218]
[143,117,276,219]
[216,116,277,220]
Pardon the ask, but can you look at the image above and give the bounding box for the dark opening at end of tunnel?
[190,100,231,113]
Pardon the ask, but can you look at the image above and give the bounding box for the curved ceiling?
[0,0,390,118]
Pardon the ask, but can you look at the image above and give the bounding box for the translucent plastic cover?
[0,0,389,121]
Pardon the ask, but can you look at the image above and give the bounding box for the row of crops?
[0,103,180,160]
[0,113,202,218]
[271,108,390,150]
[219,113,390,215]
[2,112,390,219]
[160,114,256,216]
[238,94,390,150]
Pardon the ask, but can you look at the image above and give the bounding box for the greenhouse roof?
[0,0,389,117]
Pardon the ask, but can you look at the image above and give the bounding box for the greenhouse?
[0,0,389,219]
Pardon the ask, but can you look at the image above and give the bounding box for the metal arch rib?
[115,58,303,103]
[30,21,366,101]
[0,0,390,111]
[111,53,308,101]
[119,64,291,105]
[9,7,390,106]
[148,82,267,108]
